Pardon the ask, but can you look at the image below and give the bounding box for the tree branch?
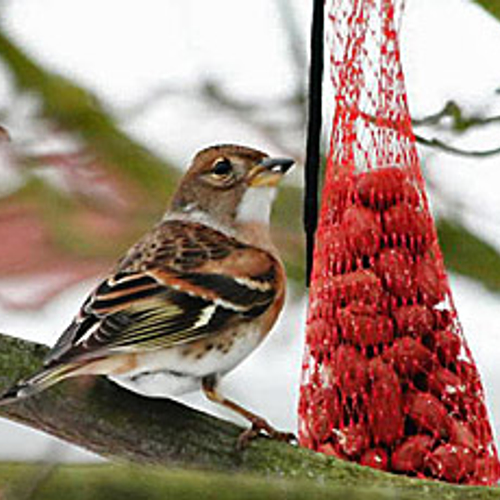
[415,134,500,157]
[412,100,500,131]
[2,463,497,500]
[0,333,498,499]
[412,99,500,157]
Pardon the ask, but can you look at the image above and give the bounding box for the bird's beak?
[248,157,295,187]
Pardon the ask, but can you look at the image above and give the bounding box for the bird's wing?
[44,220,281,367]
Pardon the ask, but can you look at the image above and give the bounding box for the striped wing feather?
[44,221,280,366]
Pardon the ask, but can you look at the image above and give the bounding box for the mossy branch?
[3,463,498,500]
[0,333,498,499]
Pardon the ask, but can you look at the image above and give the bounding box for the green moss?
[1,463,499,500]
[1,335,499,500]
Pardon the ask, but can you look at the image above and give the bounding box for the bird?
[0,144,295,446]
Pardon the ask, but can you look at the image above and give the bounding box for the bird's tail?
[0,364,76,406]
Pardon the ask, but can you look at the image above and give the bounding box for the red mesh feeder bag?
[298,0,500,485]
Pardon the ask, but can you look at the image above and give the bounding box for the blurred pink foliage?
[0,138,155,310]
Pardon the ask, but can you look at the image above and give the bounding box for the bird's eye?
[212,158,233,177]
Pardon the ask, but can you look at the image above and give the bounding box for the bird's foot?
[237,415,297,450]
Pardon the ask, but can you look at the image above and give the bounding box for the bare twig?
[413,100,500,131]
[415,133,500,157]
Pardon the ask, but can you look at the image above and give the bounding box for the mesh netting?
[298,0,500,485]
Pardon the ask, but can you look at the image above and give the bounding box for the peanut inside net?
[298,0,500,485]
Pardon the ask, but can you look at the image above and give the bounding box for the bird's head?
[169,144,294,229]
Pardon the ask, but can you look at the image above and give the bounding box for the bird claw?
[236,416,297,450]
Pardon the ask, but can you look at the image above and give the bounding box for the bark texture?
[0,333,499,499]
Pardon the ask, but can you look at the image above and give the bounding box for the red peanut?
[449,419,477,449]
[327,345,369,395]
[317,441,344,458]
[383,204,432,254]
[426,444,476,482]
[427,367,465,403]
[432,328,461,367]
[474,456,500,485]
[316,269,383,308]
[368,358,404,446]
[382,337,434,377]
[342,206,382,257]
[407,392,451,438]
[391,435,434,473]
[374,248,416,300]
[394,304,434,337]
[338,304,394,346]
[414,252,446,306]
[356,168,419,210]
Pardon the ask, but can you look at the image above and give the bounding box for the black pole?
[303,0,324,287]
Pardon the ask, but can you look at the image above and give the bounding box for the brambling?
[0,144,295,446]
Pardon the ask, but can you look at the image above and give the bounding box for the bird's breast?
[108,322,264,398]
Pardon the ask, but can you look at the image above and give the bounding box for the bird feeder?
[299,0,500,485]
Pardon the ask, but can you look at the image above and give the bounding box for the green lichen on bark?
[0,333,499,500]
[1,463,500,500]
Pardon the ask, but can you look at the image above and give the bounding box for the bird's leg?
[202,376,296,449]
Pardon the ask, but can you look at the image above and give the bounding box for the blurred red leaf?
[0,201,122,309]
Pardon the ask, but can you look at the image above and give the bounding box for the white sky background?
[0,0,500,461]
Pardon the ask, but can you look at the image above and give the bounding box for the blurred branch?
[362,101,500,157]
[275,0,307,76]
[274,0,308,111]
[411,100,500,156]
[413,100,500,131]
[2,463,499,500]
[0,27,178,204]
[0,333,498,500]
[120,78,305,161]
[437,218,500,291]
[192,80,304,160]
[415,134,500,157]
[471,0,500,23]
